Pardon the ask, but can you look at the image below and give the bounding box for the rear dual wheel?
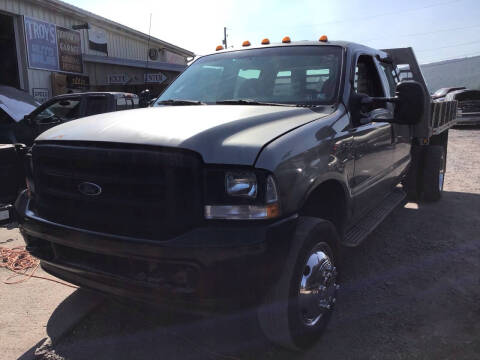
[257,217,340,350]
[404,145,446,202]
[422,145,446,201]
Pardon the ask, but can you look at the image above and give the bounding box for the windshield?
[155,46,342,106]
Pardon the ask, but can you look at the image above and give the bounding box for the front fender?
[255,108,354,216]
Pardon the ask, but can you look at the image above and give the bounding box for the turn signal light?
[242,40,251,47]
[319,35,328,42]
[282,36,291,43]
[215,45,224,51]
[261,38,270,45]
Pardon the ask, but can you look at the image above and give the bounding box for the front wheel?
[257,217,340,350]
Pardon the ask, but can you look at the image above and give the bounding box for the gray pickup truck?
[13,39,456,349]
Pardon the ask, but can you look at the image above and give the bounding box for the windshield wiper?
[157,99,205,105]
[215,99,294,107]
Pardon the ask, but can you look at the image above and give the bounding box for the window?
[117,96,140,111]
[379,63,398,97]
[35,98,81,123]
[85,96,109,117]
[354,55,385,97]
[155,46,343,106]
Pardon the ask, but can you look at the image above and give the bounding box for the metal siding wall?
[2,0,186,95]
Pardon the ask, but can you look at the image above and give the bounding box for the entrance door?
[0,13,20,88]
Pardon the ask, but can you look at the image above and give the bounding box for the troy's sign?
[24,16,58,71]
[24,16,83,74]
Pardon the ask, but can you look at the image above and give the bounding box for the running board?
[343,188,406,247]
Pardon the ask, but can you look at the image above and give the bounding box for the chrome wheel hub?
[299,245,338,327]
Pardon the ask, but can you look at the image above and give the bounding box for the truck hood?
[0,85,40,122]
[37,105,333,164]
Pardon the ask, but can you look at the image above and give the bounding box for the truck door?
[350,54,395,218]
[377,61,412,179]
[84,94,111,117]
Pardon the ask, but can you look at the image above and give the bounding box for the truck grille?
[31,142,203,240]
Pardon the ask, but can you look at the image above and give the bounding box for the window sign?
[24,16,59,71]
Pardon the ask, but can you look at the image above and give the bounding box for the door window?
[379,63,398,97]
[34,98,81,123]
[354,55,385,97]
[85,96,109,117]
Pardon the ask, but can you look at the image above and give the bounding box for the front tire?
[257,217,340,350]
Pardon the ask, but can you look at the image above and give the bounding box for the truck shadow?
[26,190,480,360]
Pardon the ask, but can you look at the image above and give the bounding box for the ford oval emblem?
[78,182,102,196]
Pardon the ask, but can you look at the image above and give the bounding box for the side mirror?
[393,81,426,125]
[23,115,33,125]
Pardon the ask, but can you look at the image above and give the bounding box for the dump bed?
[382,47,457,139]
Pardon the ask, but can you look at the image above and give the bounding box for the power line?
[422,50,480,64]
[417,39,480,52]
[364,23,480,43]
[285,0,463,30]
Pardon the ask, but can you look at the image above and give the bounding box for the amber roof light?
[261,38,270,45]
[242,40,251,47]
[215,45,224,51]
[319,35,328,42]
[282,36,291,43]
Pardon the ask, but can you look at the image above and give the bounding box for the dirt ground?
[18,128,480,359]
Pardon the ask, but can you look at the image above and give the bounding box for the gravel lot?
[32,128,480,360]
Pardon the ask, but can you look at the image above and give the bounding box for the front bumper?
[15,191,297,310]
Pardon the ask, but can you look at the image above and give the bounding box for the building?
[0,0,194,102]
[421,55,480,93]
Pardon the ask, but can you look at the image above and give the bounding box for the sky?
[63,0,480,64]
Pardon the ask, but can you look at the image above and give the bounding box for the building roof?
[27,0,194,57]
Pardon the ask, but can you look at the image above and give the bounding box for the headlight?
[225,171,257,198]
[204,170,280,220]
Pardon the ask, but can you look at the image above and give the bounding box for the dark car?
[431,86,466,101]
[445,89,480,125]
[16,92,140,146]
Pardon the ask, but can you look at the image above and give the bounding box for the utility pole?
[223,27,227,49]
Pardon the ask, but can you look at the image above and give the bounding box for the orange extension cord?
[0,246,78,288]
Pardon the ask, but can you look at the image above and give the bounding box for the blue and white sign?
[24,16,59,71]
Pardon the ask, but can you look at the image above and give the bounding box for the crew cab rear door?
[84,94,113,117]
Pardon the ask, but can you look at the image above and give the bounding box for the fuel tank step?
[343,188,406,247]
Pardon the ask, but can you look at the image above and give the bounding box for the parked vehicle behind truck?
[12,37,457,349]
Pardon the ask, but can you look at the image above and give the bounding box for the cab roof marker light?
[242,40,251,47]
[319,35,328,42]
[215,45,224,51]
[282,36,291,43]
[261,38,270,45]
